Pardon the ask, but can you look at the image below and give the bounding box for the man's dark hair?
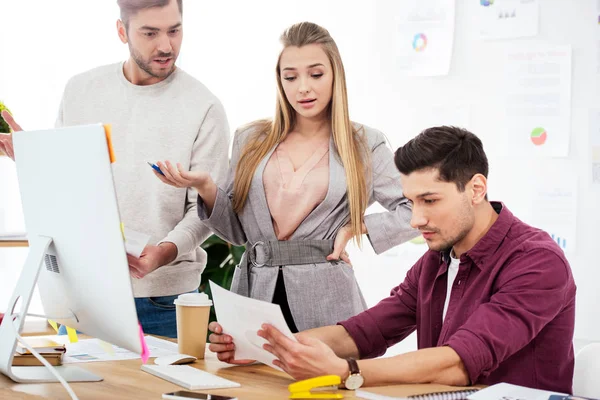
[117,0,183,29]
[394,126,489,192]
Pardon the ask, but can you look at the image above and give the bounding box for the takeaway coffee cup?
[174,292,213,359]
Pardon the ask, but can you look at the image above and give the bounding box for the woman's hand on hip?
[327,225,353,266]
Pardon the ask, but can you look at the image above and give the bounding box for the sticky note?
[103,124,116,163]
[47,319,59,333]
[66,326,79,343]
[120,222,126,241]
[139,323,149,364]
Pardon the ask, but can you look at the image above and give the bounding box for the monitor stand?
[0,235,102,383]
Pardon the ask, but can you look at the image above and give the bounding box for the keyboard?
[141,364,241,390]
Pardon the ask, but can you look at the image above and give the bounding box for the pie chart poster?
[503,44,572,157]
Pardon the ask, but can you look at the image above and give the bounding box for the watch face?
[345,373,364,390]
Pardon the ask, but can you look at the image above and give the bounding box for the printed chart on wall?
[395,0,455,76]
[504,44,572,157]
[477,0,539,40]
[529,161,577,256]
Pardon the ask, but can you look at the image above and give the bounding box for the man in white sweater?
[0,0,230,337]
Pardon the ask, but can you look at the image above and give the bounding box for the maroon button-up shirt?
[339,203,576,393]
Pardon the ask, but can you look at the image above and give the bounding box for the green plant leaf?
[200,234,246,339]
[0,101,12,134]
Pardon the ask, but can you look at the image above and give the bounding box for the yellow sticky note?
[47,319,59,333]
[99,340,115,356]
[120,222,126,241]
[66,326,78,343]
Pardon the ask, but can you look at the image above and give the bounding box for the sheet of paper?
[591,109,600,185]
[144,335,179,353]
[123,227,150,258]
[504,44,572,157]
[394,0,455,76]
[210,281,297,372]
[477,0,539,40]
[62,336,178,364]
[528,162,578,255]
[467,382,564,400]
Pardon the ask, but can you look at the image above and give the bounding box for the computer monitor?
[0,124,142,383]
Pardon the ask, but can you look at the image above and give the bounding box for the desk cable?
[10,312,79,400]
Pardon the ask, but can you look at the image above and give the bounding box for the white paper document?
[63,336,178,364]
[504,44,572,157]
[210,281,297,372]
[477,0,539,40]
[467,382,564,400]
[394,0,456,76]
[123,227,151,258]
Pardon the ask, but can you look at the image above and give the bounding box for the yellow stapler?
[288,375,344,399]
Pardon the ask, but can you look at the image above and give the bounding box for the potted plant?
[200,235,244,328]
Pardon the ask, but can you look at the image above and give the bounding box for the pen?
[147,162,165,176]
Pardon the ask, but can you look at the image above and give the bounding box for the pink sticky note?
[139,323,149,364]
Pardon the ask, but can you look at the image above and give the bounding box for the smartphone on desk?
[162,391,237,400]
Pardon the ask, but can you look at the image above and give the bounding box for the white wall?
[1,1,598,353]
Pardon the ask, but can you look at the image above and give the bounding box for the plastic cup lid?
[174,292,213,307]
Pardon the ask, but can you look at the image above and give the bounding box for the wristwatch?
[342,357,364,390]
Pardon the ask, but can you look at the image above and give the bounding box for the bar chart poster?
[529,162,578,255]
[478,0,539,40]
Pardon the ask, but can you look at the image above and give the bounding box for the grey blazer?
[198,123,417,331]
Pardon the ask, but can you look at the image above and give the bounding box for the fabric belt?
[236,239,334,297]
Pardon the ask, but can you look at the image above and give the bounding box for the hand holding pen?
[150,160,218,213]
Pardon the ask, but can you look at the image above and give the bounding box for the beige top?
[263,140,330,240]
[56,62,230,297]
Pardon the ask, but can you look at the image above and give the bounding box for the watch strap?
[347,357,360,375]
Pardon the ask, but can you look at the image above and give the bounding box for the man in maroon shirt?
[208,126,576,393]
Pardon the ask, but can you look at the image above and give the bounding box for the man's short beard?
[129,44,175,79]
[429,225,470,253]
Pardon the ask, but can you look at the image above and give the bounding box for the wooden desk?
[0,240,28,247]
[0,344,471,400]
[0,238,28,247]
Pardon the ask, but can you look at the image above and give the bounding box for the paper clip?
[288,375,344,399]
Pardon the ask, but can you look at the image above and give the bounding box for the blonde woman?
[155,22,417,334]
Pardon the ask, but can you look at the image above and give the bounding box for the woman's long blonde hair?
[233,22,369,244]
